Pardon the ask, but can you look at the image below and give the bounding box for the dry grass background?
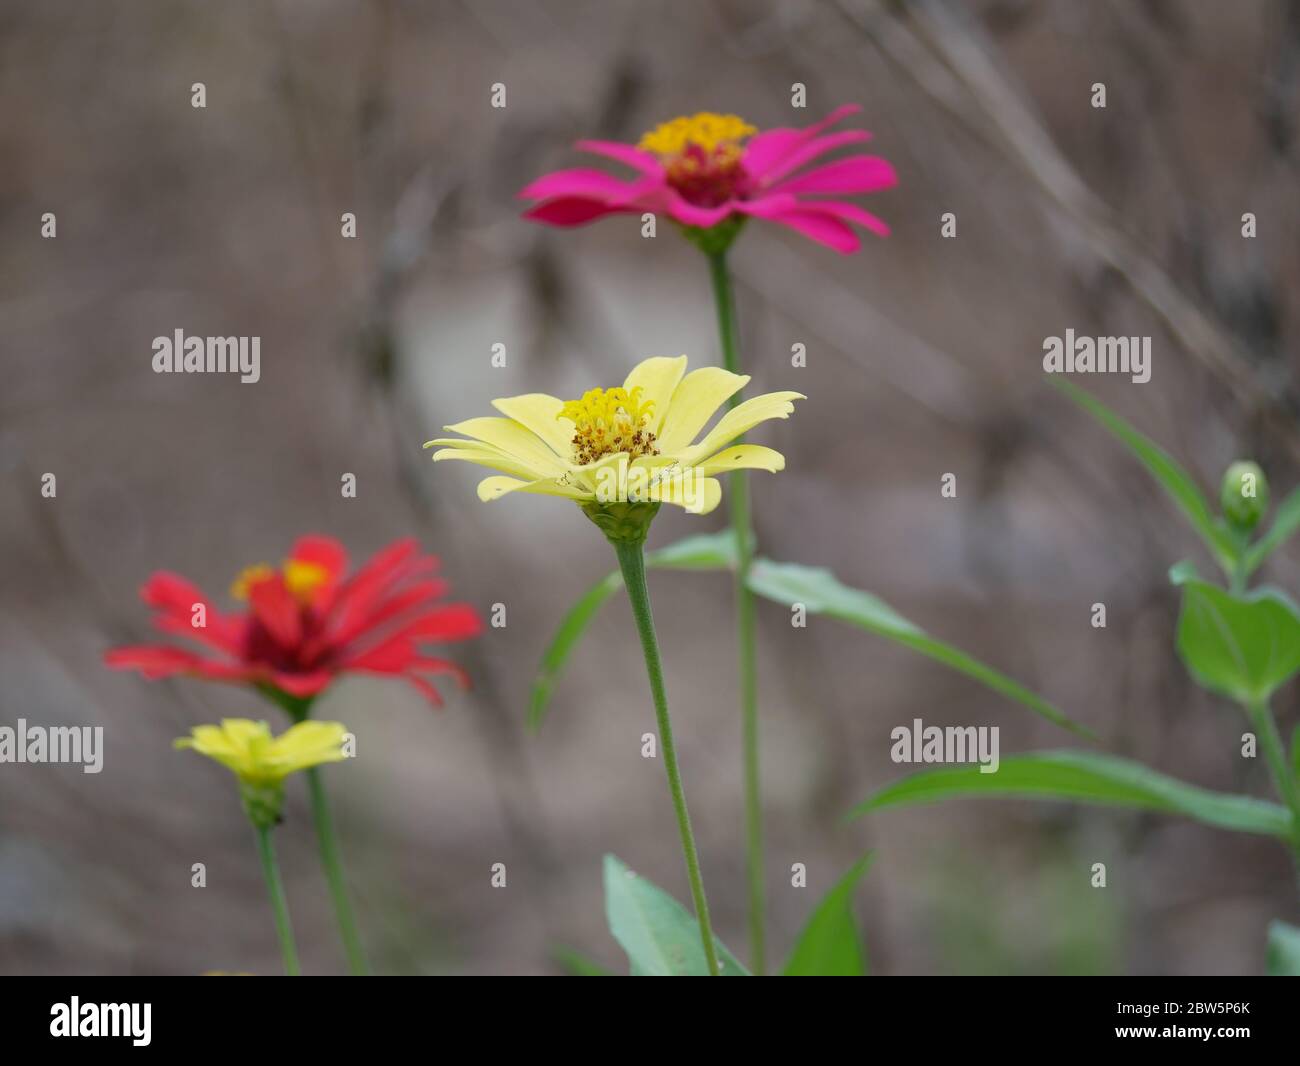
[1,0,1297,974]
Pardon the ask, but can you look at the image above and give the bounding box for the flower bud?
[1220,460,1269,532]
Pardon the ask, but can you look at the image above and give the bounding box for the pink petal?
[748,205,862,253]
[663,195,737,229]
[742,104,863,177]
[575,139,665,176]
[805,199,892,238]
[518,167,649,203]
[523,198,634,226]
[766,155,897,197]
[755,131,873,186]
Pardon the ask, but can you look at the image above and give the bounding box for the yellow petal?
[439,416,570,475]
[429,445,546,482]
[490,393,575,458]
[695,444,786,476]
[644,470,722,515]
[677,391,804,466]
[657,366,749,452]
[573,450,630,501]
[623,355,688,436]
[267,720,349,777]
[477,474,590,502]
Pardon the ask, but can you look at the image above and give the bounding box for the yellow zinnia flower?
[176,718,350,827]
[176,718,349,784]
[425,355,802,520]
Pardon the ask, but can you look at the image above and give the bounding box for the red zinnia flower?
[519,105,896,254]
[105,535,483,706]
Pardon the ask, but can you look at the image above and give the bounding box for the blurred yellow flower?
[175,719,349,786]
[426,355,802,517]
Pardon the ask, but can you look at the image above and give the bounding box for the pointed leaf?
[1175,578,1300,704]
[603,854,750,976]
[529,531,739,729]
[850,750,1292,838]
[1244,486,1300,577]
[747,560,1091,737]
[1052,378,1238,575]
[783,855,873,976]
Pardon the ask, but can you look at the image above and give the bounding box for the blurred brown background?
[2,0,1298,975]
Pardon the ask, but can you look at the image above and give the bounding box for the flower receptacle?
[239,779,284,830]
[581,500,661,545]
[678,216,746,256]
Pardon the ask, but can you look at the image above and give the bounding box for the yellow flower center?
[558,386,660,465]
[638,113,758,209]
[638,113,757,157]
[231,559,331,603]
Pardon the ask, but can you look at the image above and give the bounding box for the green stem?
[613,539,721,976]
[305,766,370,975]
[264,687,370,976]
[707,248,766,975]
[253,824,301,976]
[1247,698,1300,896]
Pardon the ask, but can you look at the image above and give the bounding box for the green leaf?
[849,750,1293,838]
[1052,378,1238,575]
[783,855,873,976]
[528,531,737,731]
[603,855,750,976]
[1168,559,1200,586]
[1267,920,1300,976]
[551,945,612,976]
[645,529,741,570]
[1244,486,1300,578]
[746,560,1092,738]
[1175,578,1300,704]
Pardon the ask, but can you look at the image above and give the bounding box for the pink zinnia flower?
[519,106,896,254]
[105,535,483,707]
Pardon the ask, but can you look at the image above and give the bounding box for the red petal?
[140,572,244,654]
[267,669,335,697]
[322,579,450,654]
[104,645,252,683]
[288,535,349,580]
[248,578,302,648]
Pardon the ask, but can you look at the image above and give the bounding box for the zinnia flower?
[425,355,802,520]
[519,105,895,253]
[106,535,482,706]
[176,718,349,786]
